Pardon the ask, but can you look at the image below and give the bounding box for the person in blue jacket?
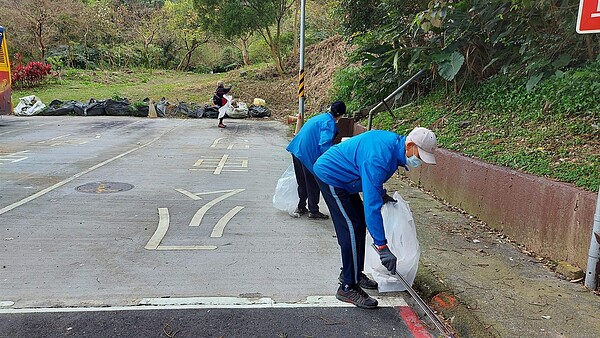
[286,101,346,219]
[313,127,438,308]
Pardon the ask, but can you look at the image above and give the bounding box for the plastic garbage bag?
[253,98,266,106]
[105,99,133,116]
[226,101,248,119]
[364,191,420,292]
[84,99,106,116]
[204,105,219,118]
[272,164,299,216]
[156,97,167,117]
[40,100,85,116]
[14,95,46,116]
[248,105,271,117]
[218,94,232,120]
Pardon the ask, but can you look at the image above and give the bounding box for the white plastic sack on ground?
[364,191,420,292]
[272,164,299,216]
[218,94,232,119]
[227,101,248,118]
[14,95,46,116]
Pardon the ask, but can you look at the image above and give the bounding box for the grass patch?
[368,68,600,192]
[13,69,236,106]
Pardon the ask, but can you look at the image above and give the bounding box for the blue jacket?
[313,130,408,246]
[286,112,338,174]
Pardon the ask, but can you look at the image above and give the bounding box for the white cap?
[407,127,437,164]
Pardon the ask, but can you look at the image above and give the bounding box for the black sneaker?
[338,271,378,290]
[308,211,329,219]
[292,207,308,218]
[336,285,378,309]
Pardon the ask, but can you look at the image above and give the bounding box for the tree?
[0,0,78,62]
[193,0,296,75]
[163,0,210,71]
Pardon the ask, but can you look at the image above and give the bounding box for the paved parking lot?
[0,116,434,337]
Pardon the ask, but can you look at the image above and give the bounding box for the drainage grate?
[75,182,134,194]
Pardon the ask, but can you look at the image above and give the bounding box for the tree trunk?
[586,35,594,61]
[240,37,251,66]
[36,19,45,62]
[262,27,284,76]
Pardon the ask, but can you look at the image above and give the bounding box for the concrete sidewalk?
[385,176,600,338]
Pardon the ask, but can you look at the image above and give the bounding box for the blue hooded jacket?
[286,112,338,174]
[313,130,408,246]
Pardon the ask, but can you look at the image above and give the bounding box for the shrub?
[11,54,53,88]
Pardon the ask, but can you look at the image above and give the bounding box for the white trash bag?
[218,94,233,119]
[272,164,299,216]
[365,191,420,292]
[14,95,46,116]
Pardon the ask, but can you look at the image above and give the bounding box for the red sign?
[577,0,600,33]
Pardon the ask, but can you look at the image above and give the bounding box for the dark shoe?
[294,207,308,216]
[336,285,378,309]
[338,271,378,290]
[291,207,308,218]
[308,211,329,219]
[338,271,379,290]
[218,123,226,128]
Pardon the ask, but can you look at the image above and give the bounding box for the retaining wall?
[352,124,598,269]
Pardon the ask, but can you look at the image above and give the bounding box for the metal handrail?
[367,70,426,130]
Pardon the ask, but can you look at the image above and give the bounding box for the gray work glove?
[378,246,397,274]
[382,193,396,205]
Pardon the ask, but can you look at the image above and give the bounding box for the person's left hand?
[382,193,396,205]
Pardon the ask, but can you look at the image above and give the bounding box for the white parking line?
[38,134,70,144]
[0,296,408,313]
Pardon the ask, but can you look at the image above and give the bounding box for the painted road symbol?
[145,189,245,251]
[210,137,249,149]
[0,150,30,165]
[190,154,248,174]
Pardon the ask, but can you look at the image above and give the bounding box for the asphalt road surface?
[0,116,435,337]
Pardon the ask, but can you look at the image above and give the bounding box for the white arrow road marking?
[211,206,244,237]
[189,189,245,227]
[145,208,170,250]
[156,245,217,250]
[175,188,202,200]
[145,208,217,251]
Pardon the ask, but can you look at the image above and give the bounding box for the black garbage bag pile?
[248,105,271,118]
[40,100,85,116]
[34,97,271,119]
[39,98,147,117]
[174,102,205,118]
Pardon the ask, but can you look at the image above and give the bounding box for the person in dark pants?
[286,101,346,219]
[313,127,438,308]
[214,81,231,128]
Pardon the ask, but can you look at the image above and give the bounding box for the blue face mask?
[406,155,422,168]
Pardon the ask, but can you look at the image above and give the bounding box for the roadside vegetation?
[3,0,598,191]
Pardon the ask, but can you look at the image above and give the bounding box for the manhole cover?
[75,182,134,194]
